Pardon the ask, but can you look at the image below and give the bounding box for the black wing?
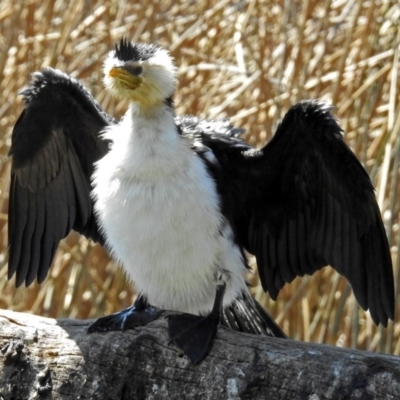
[195,101,394,326]
[8,68,112,287]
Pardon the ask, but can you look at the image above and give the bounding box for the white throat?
[114,104,182,174]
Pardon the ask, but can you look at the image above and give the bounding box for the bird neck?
[129,99,174,120]
[113,101,186,178]
[126,101,178,143]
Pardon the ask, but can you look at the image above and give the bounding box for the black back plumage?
[7,69,394,328]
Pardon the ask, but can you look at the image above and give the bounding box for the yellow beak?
[109,67,142,90]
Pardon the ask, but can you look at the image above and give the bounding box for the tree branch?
[0,309,398,399]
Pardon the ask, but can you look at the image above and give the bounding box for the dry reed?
[0,0,399,354]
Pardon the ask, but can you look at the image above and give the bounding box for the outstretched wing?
[196,101,394,326]
[8,68,113,287]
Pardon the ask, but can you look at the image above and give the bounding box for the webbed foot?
[167,284,225,364]
[87,296,162,333]
[167,311,220,364]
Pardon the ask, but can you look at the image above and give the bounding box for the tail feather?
[221,293,287,338]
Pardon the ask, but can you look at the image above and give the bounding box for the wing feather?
[195,100,394,326]
[8,68,112,286]
[251,101,394,325]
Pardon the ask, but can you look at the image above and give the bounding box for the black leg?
[87,295,162,333]
[167,284,225,364]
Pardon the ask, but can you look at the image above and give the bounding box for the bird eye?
[131,66,143,76]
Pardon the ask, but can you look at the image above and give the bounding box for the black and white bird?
[8,39,394,363]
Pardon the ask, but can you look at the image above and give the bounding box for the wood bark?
[0,309,399,400]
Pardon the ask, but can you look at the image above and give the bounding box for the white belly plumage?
[92,108,247,315]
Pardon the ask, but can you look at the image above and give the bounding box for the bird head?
[103,38,177,109]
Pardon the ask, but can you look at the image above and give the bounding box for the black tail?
[221,293,287,338]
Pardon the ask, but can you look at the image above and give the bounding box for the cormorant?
[8,39,394,363]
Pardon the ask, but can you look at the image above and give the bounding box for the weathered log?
[0,309,398,399]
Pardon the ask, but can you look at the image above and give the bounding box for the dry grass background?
[0,0,399,354]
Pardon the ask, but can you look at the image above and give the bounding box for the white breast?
[92,105,247,315]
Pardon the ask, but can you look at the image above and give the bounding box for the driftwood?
[0,309,399,400]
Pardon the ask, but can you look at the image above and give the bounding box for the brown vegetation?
[0,0,398,354]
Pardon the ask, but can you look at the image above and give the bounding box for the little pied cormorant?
[8,39,394,363]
